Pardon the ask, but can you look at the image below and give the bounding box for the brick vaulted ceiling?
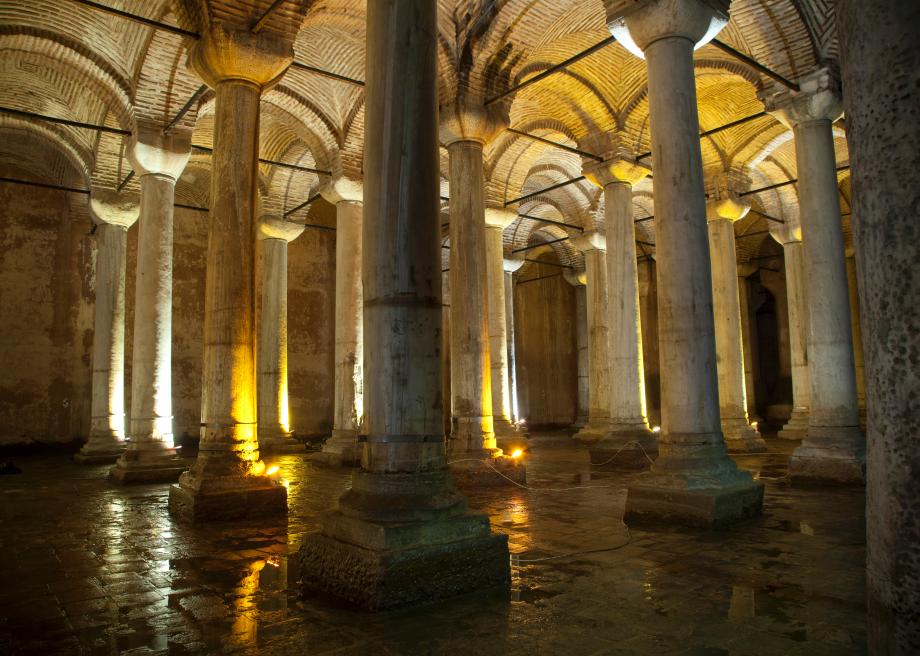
[0,0,849,269]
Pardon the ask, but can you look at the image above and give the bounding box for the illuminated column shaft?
[484,209,517,436]
[257,217,304,453]
[737,266,758,420]
[568,276,589,428]
[169,24,291,521]
[610,0,763,527]
[503,258,524,423]
[778,235,810,438]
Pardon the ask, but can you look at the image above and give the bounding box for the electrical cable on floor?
[511,528,632,563]
[447,457,626,492]
[587,440,656,467]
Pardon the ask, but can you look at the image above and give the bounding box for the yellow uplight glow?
[511,449,523,459]
[266,465,280,476]
[652,426,661,433]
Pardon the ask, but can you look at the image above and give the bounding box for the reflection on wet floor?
[0,434,866,655]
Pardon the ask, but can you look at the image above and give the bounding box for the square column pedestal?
[298,470,510,610]
[311,430,362,467]
[168,464,287,523]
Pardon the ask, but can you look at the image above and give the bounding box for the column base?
[790,425,865,485]
[168,472,287,523]
[109,451,187,484]
[778,408,809,439]
[570,415,588,430]
[573,419,611,444]
[450,418,496,453]
[74,438,126,465]
[311,429,362,467]
[298,514,509,611]
[260,438,307,455]
[449,454,526,488]
[722,417,767,454]
[589,427,658,470]
[625,478,764,528]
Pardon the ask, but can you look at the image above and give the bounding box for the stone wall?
[513,256,577,428]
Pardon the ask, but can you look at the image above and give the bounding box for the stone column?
[504,257,525,424]
[583,148,658,469]
[570,232,611,442]
[774,227,810,438]
[838,0,920,647]
[483,208,518,440]
[168,25,291,521]
[845,249,866,426]
[737,264,759,422]
[608,0,763,526]
[762,67,865,483]
[256,216,304,454]
[110,126,192,482]
[74,189,139,464]
[299,0,509,608]
[313,179,365,466]
[705,176,765,453]
[565,269,589,429]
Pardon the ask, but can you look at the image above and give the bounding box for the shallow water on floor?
[0,434,866,655]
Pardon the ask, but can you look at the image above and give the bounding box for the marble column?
[774,227,811,438]
[483,209,519,441]
[565,269,589,429]
[313,178,365,466]
[74,189,139,464]
[168,25,291,521]
[570,232,611,442]
[737,264,759,423]
[838,0,920,647]
[845,249,866,426]
[299,0,509,608]
[706,178,765,453]
[110,126,192,482]
[440,99,524,485]
[256,216,305,454]
[504,258,525,424]
[762,67,865,483]
[608,0,763,526]
[583,150,657,469]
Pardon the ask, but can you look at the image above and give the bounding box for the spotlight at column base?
[168,474,288,522]
[625,480,764,529]
[298,524,509,611]
[790,426,865,485]
[589,428,658,471]
[449,454,526,488]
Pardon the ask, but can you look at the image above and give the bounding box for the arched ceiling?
[0,0,848,265]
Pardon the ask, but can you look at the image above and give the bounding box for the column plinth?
[705,175,765,453]
[299,0,509,609]
[762,67,865,483]
[169,25,292,521]
[110,125,191,483]
[256,217,305,454]
[314,179,365,466]
[608,0,763,527]
[75,189,139,464]
[570,231,612,443]
[583,147,658,469]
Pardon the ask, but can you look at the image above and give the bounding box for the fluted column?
[762,67,865,483]
[484,209,518,440]
[168,24,292,521]
[775,227,810,438]
[705,175,765,453]
[299,0,509,609]
[571,232,610,442]
[256,216,304,454]
[109,125,191,483]
[504,257,525,424]
[314,178,365,466]
[74,189,139,464]
[608,0,763,526]
[564,269,589,429]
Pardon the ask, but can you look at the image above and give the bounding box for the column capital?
[485,207,517,230]
[90,186,139,229]
[187,23,293,89]
[570,231,607,253]
[737,261,758,277]
[705,170,752,223]
[258,215,304,243]
[759,66,843,128]
[564,267,588,287]
[771,222,803,245]
[503,257,525,273]
[604,0,730,58]
[321,176,363,205]
[129,121,192,181]
[439,98,509,147]
[579,132,650,188]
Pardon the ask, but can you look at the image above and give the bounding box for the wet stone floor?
[0,433,866,655]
